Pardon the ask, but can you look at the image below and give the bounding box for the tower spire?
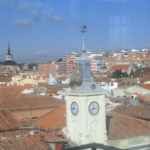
[81,25,87,51]
[70,25,94,89]
[80,25,94,86]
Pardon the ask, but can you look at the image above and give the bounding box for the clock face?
[71,102,79,115]
[88,101,99,115]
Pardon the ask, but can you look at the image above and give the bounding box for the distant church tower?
[5,42,13,62]
[65,26,107,145]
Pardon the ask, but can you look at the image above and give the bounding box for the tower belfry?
[65,26,108,146]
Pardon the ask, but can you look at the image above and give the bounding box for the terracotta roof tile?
[0,134,48,150]
[111,64,129,72]
[108,112,150,140]
[36,104,66,129]
[114,105,150,120]
[142,83,150,90]
[0,86,62,110]
[0,110,19,131]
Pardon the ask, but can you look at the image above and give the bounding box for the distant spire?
[5,42,13,61]
[7,42,11,55]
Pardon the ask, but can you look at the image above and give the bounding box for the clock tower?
[65,51,108,145]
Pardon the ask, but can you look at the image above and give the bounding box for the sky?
[0,0,150,62]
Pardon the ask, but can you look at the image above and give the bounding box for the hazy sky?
[0,0,150,62]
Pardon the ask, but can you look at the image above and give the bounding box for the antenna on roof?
[80,25,87,52]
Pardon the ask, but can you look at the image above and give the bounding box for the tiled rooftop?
[108,112,150,140]
[0,110,19,131]
[114,105,150,120]
[0,86,63,110]
[35,102,150,141]
[0,134,48,150]
[35,104,66,129]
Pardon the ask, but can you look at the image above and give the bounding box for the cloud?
[15,19,33,27]
[16,0,44,13]
[48,15,64,22]
[15,0,63,24]
[16,0,50,17]
[1,0,64,27]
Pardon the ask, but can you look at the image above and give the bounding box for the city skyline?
[0,0,150,61]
